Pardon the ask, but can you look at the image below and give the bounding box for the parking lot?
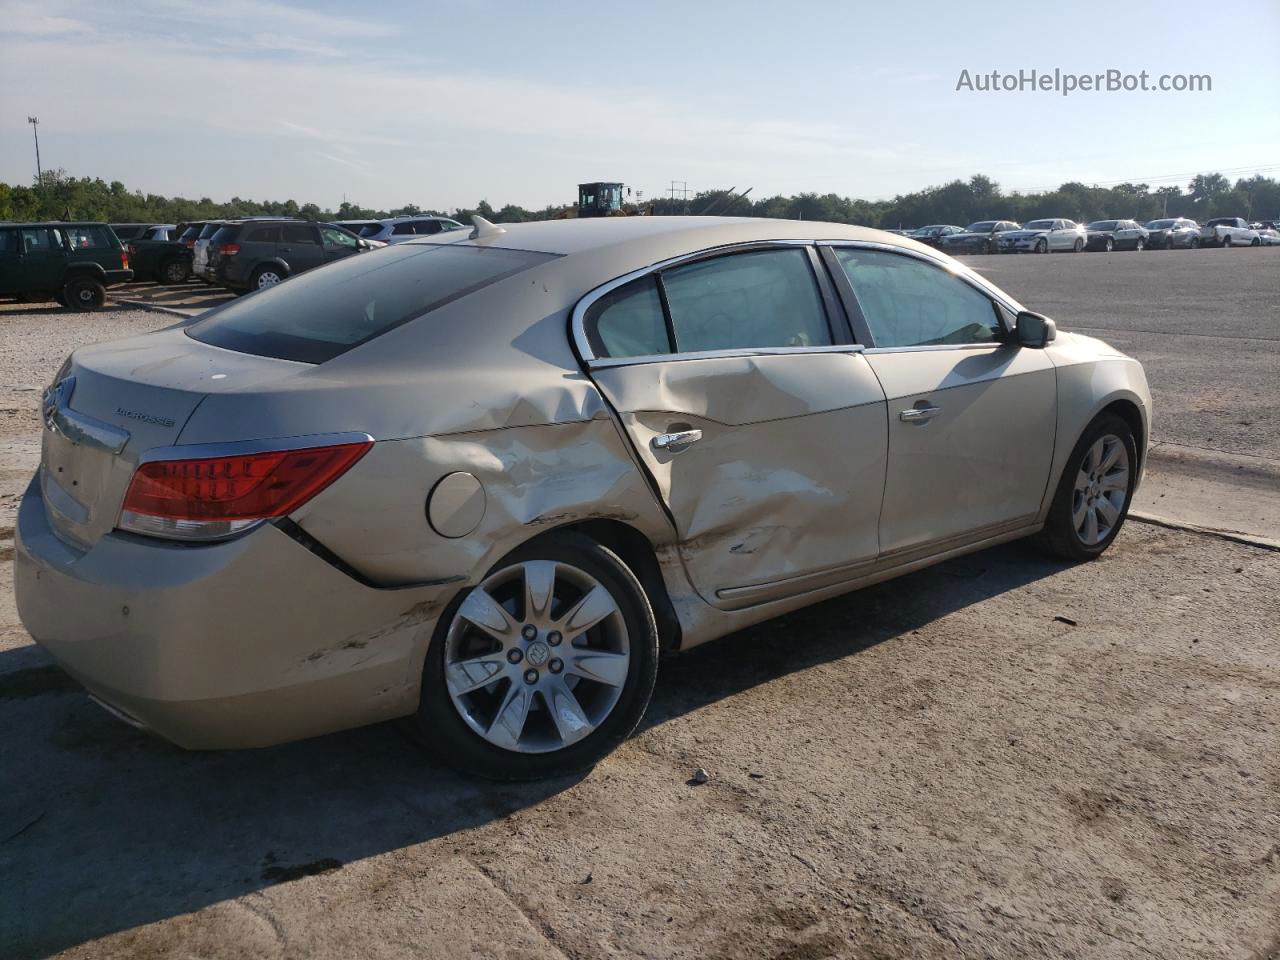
[1,248,1278,959]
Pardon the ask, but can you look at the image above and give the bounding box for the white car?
[999,219,1087,253]
[352,216,467,245]
[1256,226,1280,246]
[1200,217,1260,247]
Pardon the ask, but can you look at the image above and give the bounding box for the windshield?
[1088,221,1118,231]
[187,243,557,363]
[1024,220,1054,230]
[964,222,997,233]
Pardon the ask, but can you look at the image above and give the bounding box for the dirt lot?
[1,250,1278,960]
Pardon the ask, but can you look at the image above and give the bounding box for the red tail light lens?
[218,242,241,256]
[121,251,130,270]
[119,441,372,541]
[183,238,195,248]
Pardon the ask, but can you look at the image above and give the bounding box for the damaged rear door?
[577,244,888,610]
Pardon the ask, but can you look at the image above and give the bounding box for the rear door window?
[392,222,416,236]
[187,244,558,363]
[19,227,65,254]
[660,248,832,353]
[241,225,281,243]
[0,229,21,254]
[415,220,444,235]
[586,276,671,358]
[282,224,318,245]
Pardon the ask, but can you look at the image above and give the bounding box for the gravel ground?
[1,255,1278,959]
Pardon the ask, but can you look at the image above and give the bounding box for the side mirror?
[1015,311,1057,348]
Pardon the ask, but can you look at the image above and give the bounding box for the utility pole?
[27,116,42,183]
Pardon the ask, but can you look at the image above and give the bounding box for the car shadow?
[0,538,1066,958]
[0,303,135,317]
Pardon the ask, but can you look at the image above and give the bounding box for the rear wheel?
[416,531,660,780]
[63,278,106,311]
[1223,235,1233,248]
[251,265,285,289]
[1036,413,1137,561]
[161,258,190,285]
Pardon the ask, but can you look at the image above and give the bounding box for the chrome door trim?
[41,377,130,455]
[585,343,866,370]
[571,239,861,367]
[136,431,376,465]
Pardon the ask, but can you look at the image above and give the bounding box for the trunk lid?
[39,325,304,550]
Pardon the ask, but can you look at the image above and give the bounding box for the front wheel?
[1135,238,1145,251]
[1223,235,1233,248]
[1036,413,1137,561]
[63,277,106,311]
[1190,237,1200,249]
[1035,238,1048,254]
[416,531,660,780]
[1104,237,1114,253]
[1251,237,1261,247]
[1073,238,1083,252]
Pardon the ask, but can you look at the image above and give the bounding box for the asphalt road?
[1,249,1278,959]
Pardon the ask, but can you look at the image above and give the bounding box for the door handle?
[899,405,941,422]
[651,429,702,453]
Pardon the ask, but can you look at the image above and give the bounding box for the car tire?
[1135,238,1145,251]
[251,265,286,290]
[1251,237,1261,247]
[1073,238,1083,253]
[415,530,660,780]
[161,259,190,285]
[63,278,107,311]
[1223,235,1232,248]
[1104,237,1114,253]
[1035,238,1047,254]
[983,240,993,255]
[1036,412,1138,562]
[1190,237,1200,249]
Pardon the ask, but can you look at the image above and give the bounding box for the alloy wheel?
[1072,434,1129,546]
[1104,238,1113,252]
[444,560,631,754]
[257,270,282,288]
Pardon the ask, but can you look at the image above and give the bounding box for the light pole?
[27,116,42,183]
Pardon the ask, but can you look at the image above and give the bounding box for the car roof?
[403,215,921,258]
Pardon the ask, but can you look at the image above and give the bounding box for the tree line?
[1,168,1276,229]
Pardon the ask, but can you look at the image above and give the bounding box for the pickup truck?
[125,234,192,284]
[1199,217,1261,247]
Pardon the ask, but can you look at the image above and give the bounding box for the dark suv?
[0,222,133,310]
[207,220,376,292]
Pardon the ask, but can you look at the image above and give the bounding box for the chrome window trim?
[571,239,859,367]
[136,431,376,465]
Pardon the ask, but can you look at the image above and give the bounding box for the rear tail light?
[121,251,130,270]
[119,440,372,541]
[183,238,195,248]
[218,243,241,256]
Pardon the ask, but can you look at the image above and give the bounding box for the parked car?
[207,219,380,292]
[1085,220,1150,252]
[1142,218,1201,249]
[0,222,132,309]
[109,224,154,243]
[998,219,1086,254]
[174,221,211,254]
[333,220,383,237]
[126,231,193,285]
[358,215,466,244]
[937,220,1021,255]
[191,221,233,282]
[1199,217,1260,247]
[1255,225,1280,246]
[906,224,965,248]
[14,217,1151,779]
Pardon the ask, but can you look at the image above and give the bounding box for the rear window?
[210,226,242,244]
[358,224,385,237]
[64,225,115,249]
[187,243,557,364]
[198,223,223,239]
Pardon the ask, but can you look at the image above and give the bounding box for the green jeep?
[0,222,134,310]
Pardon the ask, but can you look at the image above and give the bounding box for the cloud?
[0,0,90,35]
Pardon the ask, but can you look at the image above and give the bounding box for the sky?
[2,0,1278,211]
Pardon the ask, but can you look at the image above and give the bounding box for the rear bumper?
[14,474,452,749]
[104,269,134,285]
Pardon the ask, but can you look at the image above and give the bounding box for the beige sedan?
[15,216,1150,779]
